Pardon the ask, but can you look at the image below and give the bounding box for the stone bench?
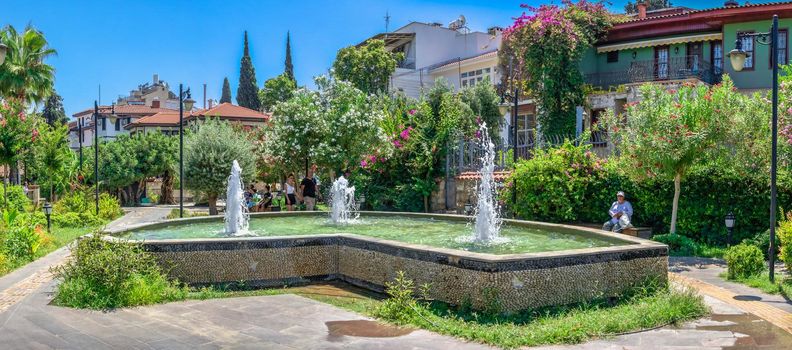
[572,223,653,239]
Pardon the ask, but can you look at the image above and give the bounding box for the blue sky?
[4,0,718,116]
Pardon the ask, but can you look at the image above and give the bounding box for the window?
[655,46,669,80]
[687,42,703,72]
[772,29,788,67]
[739,32,754,70]
[460,67,493,87]
[101,117,106,131]
[712,41,723,75]
[114,118,120,131]
[607,51,619,63]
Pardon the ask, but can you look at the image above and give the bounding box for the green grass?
[719,271,792,298]
[694,244,727,259]
[165,208,208,220]
[186,283,708,349]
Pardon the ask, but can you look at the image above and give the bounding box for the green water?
[123,215,629,255]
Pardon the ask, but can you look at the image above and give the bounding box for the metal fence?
[585,55,722,89]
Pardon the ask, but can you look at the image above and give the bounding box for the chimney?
[203,83,207,109]
[151,99,160,108]
[637,1,647,20]
[724,0,739,7]
[208,99,215,109]
[153,74,159,85]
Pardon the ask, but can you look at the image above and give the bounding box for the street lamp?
[42,202,52,233]
[178,84,195,218]
[725,211,736,246]
[93,101,99,216]
[0,42,7,65]
[499,56,520,210]
[729,14,779,282]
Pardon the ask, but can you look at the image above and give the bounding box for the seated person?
[257,185,273,211]
[602,191,633,233]
[245,185,257,211]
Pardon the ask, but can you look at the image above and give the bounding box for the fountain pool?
[109,211,668,312]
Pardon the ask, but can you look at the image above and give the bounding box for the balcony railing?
[586,55,723,89]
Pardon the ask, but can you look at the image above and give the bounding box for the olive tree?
[604,78,740,234]
[184,119,255,215]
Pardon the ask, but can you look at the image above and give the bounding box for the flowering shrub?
[0,98,38,176]
[501,1,613,135]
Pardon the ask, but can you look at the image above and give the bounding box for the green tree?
[459,77,503,144]
[220,77,232,104]
[185,119,255,215]
[604,78,740,234]
[31,123,75,200]
[285,31,295,82]
[625,0,672,14]
[41,91,67,126]
[0,25,57,105]
[332,39,402,94]
[129,132,177,204]
[501,1,613,136]
[0,99,37,186]
[236,31,260,110]
[258,73,297,112]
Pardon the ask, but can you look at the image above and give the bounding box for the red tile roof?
[72,104,177,118]
[191,103,269,121]
[127,111,182,127]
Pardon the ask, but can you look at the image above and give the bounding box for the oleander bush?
[52,234,187,309]
[724,243,765,280]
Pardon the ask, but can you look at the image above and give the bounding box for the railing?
[585,55,723,89]
[447,131,607,175]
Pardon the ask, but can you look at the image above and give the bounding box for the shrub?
[743,229,781,260]
[52,234,187,309]
[0,208,47,265]
[0,185,31,212]
[54,188,92,215]
[98,193,123,220]
[373,271,431,325]
[724,243,765,280]
[778,211,792,272]
[52,212,104,228]
[653,233,699,256]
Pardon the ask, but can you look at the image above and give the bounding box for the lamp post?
[725,211,736,246]
[93,101,99,216]
[499,56,520,211]
[729,14,779,282]
[43,202,52,233]
[178,84,195,219]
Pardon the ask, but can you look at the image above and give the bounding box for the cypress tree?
[285,31,295,83]
[42,91,68,126]
[236,31,260,110]
[220,77,232,104]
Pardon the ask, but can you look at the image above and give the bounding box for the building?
[125,102,270,135]
[68,102,177,149]
[116,74,179,109]
[358,17,535,147]
[581,1,792,154]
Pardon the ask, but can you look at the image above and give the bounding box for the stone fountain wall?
[139,230,667,312]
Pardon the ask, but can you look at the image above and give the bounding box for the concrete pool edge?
[104,211,669,311]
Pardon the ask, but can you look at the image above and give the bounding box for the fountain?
[224,160,249,235]
[472,122,502,243]
[330,175,358,224]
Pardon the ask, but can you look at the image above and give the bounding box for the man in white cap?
[603,191,633,233]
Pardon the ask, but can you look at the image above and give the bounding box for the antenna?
[385,10,391,33]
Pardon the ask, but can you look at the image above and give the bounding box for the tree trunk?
[160,170,175,204]
[670,172,682,234]
[9,163,19,185]
[424,195,429,213]
[208,193,218,215]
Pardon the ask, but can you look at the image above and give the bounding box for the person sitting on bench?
[603,191,633,233]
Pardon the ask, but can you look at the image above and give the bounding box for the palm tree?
[0,25,57,105]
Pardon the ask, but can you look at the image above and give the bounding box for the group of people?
[244,164,321,212]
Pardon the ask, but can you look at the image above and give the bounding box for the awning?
[358,33,415,49]
[596,33,722,53]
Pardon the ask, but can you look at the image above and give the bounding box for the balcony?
[585,55,723,89]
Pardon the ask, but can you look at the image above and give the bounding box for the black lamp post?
[93,101,99,216]
[178,84,195,219]
[729,14,779,282]
[725,211,736,246]
[43,202,52,233]
[498,56,520,210]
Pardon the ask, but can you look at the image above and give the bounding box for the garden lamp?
[183,92,195,111]
[43,202,53,233]
[0,42,7,65]
[725,211,735,245]
[728,39,748,72]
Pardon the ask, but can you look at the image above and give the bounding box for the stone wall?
[139,227,668,312]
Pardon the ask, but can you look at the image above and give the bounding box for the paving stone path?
[0,210,790,349]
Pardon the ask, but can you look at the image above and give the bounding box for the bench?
[571,223,653,239]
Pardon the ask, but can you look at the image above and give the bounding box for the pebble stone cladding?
[135,220,668,312]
